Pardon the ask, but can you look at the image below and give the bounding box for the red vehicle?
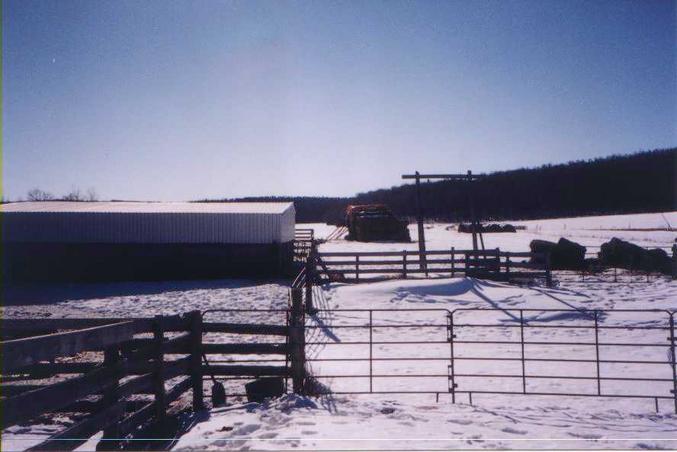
[345,204,411,242]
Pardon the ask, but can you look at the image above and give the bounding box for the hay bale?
[529,238,586,269]
[551,238,586,270]
[646,248,671,274]
[530,240,556,265]
[484,224,502,233]
[599,238,647,270]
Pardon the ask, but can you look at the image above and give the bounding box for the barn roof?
[1,201,294,214]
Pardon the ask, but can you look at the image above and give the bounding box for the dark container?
[245,377,284,403]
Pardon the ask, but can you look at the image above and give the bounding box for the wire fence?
[303,307,677,413]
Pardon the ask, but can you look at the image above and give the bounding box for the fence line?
[314,248,552,286]
[1,307,304,450]
[302,307,677,413]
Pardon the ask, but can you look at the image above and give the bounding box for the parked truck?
[345,204,411,242]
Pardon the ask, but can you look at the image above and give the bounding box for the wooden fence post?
[152,316,167,426]
[505,253,511,282]
[289,288,306,394]
[403,251,407,279]
[99,345,121,450]
[356,255,360,282]
[672,244,677,280]
[464,252,470,277]
[495,248,500,275]
[189,311,204,411]
[451,247,455,277]
[305,253,315,314]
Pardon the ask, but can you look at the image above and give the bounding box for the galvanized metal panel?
[2,202,296,244]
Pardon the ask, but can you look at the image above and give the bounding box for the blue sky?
[3,0,675,201]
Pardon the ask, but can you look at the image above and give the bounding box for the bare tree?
[63,187,83,201]
[85,187,98,202]
[27,188,54,201]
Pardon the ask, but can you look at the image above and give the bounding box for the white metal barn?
[1,201,296,282]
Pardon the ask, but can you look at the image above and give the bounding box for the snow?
[3,211,676,450]
[172,394,677,450]
[309,211,676,256]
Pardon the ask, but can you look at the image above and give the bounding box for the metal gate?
[304,307,677,412]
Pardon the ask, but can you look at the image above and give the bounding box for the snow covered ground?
[172,274,677,450]
[2,211,676,450]
[308,211,676,255]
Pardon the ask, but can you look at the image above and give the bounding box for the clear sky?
[3,0,675,201]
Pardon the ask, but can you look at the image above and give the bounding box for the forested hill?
[206,148,676,223]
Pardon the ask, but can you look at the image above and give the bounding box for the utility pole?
[402,171,484,255]
[414,172,427,275]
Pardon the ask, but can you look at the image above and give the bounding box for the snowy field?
[2,211,676,450]
[311,211,677,254]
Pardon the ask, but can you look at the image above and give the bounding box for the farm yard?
[4,0,675,449]
[2,211,676,450]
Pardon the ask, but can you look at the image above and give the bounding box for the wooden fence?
[1,308,304,450]
[293,228,315,262]
[313,248,551,286]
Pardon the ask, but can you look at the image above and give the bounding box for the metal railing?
[302,307,677,412]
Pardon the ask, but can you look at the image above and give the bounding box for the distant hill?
[203,147,676,223]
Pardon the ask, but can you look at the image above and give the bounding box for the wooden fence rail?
[313,248,551,286]
[1,307,301,450]
[0,312,200,450]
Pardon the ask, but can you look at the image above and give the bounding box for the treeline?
[200,196,350,223]
[210,147,677,223]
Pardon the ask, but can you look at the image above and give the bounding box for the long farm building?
[1,201,296,282]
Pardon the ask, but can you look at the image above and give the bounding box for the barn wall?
[2,242,295,283]
[1,202,297,282]
[2,210,294,244]
[279,204,296,243]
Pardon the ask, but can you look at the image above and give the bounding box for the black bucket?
[244,377,284,403]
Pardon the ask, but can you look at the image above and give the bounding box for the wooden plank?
[202,343,288,355]
[1,318,148,335]
[17,362,98,376]
[117,401,156,438]
[26,401,127,451]
[204,365,290,376]
[1,364,122,428]
[2,321,137,372]
[509,261,546,270]
[165,377,192,405]
[318,259,464,266]
[1,373,155,400]
[121,333,191,355]
[502,251,542,258]
[117,373,154,399]
[318,268,457,275]
[202,323,288,335]
[163,356,191,381]
[1,341,159,427]
[505,271,548,278]
[1,315,188,336]
[318,250,465,257]
[0,384,42,396]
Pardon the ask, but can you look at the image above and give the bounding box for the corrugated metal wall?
[3,204,296,244]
